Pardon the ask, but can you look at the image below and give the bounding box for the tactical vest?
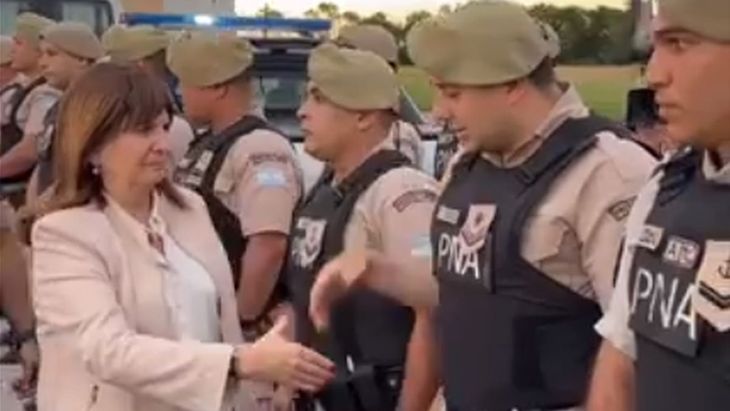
[0,77,46,185]
[35,101,60,196]
[434,128,459,181]
[627,149,730,411]
[432,116,626,411]
[285,150,415,379]
[174,115,277,287]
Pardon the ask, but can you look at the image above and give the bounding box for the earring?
[91,164,100,175]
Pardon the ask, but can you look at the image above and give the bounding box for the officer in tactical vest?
[0,13,59,207]
[590,0,730,410]
[308,2,657,410]
[336,25,425,170]
[285,43,439,411]
[29,22,102,201]
[100,25,194,165]
[167,32,303,338]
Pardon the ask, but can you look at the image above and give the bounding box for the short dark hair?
[526,58,557,90]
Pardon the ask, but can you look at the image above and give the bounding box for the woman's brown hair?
[23,62,186,237]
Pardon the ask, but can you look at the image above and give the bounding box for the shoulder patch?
[250,152,291,166]
[608,196,637,222]
[392,189,438,213]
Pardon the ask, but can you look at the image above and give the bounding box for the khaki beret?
[167,31,253,88]
[337,25,399,64]
[658,0,730,42]
[407,1,549,86]
[539,22,561,60]
[101,25,127,61]
[0,36,12,65]
[308,43,399,111]
[41,22,103,61]
[105,25,170,62]
[15,13,55,46]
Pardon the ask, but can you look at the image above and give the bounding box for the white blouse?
[106,194,221,343]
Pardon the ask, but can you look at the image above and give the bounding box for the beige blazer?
[31,187,256,411]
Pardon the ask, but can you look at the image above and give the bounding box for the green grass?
[398,65,641,121]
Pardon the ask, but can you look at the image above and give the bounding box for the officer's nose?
[646,49,670,92]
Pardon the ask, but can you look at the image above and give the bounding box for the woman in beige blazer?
[28,63,334,411]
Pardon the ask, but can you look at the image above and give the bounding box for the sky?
[235,0,625,20]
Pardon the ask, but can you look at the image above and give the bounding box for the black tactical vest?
[0,77,46,185]
[35,100,60,196]
[285,150,415,374]
[627,149,730,411]
[174,115,276,288]
[433,116,627,411]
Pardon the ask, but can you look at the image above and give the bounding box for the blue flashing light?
[120,13,332,33]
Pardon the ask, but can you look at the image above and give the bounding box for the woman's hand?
[236,317,335,393]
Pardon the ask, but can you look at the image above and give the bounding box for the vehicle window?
[252,74,307,140]
[62,1,111,34]
[0,0,25,36]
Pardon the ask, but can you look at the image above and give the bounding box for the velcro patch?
[392,189,438,212]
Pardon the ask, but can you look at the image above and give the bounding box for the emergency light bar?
[119,13,332,33]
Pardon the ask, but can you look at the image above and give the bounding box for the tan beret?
[539,22,561,60]
[0,36,12,65]
[658,0,730,42]
[167,31,253,88]
[308,43,399,111]
[42,22,103,61]
[337,25,399,64]
[15,13,55,46]
[101,25,127,61]
[105,25,170,62]
[407,1,549,86]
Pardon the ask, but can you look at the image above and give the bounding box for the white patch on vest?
[410,235,433,257]
[662,236,701,269]
[194,151,214,173]
[436,205,460,225]
[459,204,495,252]
[437,233,482,280]
[630,267,697,341]
[637,224,664,251]
[256,168,287,187]
[294,217,326,268]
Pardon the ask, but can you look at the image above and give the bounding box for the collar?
[702,145,730,185]
[104,192,167,248]
[480,83,589,168]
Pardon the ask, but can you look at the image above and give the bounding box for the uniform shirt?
[168,115,195,167]
[105,194,221,343]
[0,73,25,126]
[214,127,303,236]
[342,143,439,273]
[13,81,61,138]
[441,85,656,308]
[387,120,424,170]
[596,149,730,359]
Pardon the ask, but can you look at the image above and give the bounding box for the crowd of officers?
[0,0,728,410]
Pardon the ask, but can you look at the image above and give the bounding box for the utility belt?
[295,364,403,411]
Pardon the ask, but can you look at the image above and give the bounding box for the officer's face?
[180,84,215,126]
[39,42,87,90]
[10,36,41,72]
[648,14,730,148]
[298,84,358,162]
[97,112,172,189]
[433,82,518,153]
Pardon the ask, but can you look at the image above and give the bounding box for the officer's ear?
[354,110,380,133]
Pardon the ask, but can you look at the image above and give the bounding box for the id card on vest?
[694,240,730,332]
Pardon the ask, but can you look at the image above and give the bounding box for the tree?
[256,4,283,18]
[341,11,362,25]
[404,10,432,32]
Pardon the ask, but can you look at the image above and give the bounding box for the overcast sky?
[235,0,625,19]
